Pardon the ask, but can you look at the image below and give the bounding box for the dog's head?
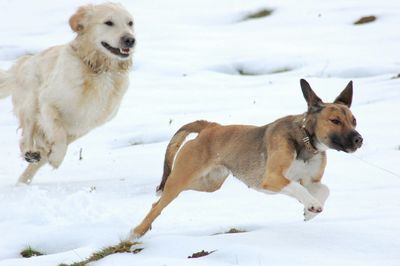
[300,79,363,153]
[69,3,135,60]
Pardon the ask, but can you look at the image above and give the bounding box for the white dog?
[0,3,135,184]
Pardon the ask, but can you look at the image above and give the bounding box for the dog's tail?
[156,120,218,194]
[0,69,16,99]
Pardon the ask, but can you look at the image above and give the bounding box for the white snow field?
[0,0,400,265]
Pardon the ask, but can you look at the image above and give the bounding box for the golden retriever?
[0,3,135,184]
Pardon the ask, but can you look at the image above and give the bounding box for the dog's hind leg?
[130,177,186,239]
[303,182,330,221]
[130,141,209,239]
[17,159,47,185]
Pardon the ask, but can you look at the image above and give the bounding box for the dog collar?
[301,115,319,154]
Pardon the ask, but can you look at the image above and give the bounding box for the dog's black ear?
[69,5,91,33]
[334,81,353,108]
[300,79,323,112]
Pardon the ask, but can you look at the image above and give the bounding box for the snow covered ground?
[0,0,400,265]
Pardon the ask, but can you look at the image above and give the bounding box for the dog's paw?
[16,181,30,186]
[48,155,63,169]
[24,151,41,163]
[48,144,67,169]
[48,151,64,169]
[305,200,323,214]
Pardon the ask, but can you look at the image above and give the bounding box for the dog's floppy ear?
[334,81,353,108]
[300,79,323,112]
[69,5,91,33]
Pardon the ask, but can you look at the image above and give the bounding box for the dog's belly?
[285,154,323,184]
[235,170,265,189]
[229,152,267,189]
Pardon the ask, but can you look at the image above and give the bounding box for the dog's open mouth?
[101,42,130,58]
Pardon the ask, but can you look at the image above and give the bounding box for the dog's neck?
[300,113,319,155]
[70,38,132,74]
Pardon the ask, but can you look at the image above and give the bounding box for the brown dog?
[130,79,363,239]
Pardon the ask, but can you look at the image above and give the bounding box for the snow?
[0,0,400,265]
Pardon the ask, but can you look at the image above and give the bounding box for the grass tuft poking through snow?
[58,241,142,266]
[20,247,44,258]
[242,8,273,21]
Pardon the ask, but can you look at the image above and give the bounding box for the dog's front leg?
[303,182,329,221]
[18,113,42,162]
[281,181,323,213]
[261,143,323,214]
[39,104,67,169]
[263,176,323,214]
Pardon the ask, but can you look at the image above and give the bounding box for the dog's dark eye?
[104,20,114,26]
[128,21,133,27]
[330,119,341,125]
[352,118,357,126]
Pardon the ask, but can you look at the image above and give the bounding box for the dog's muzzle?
[101,34,135,58]
[329,131,363,153]
[117,34,135,56]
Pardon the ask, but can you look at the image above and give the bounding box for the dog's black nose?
[121,35,135,48]
[352,133,363,148]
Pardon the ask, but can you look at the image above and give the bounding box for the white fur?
[0,3,135,184]
[303,182,330,221]
[285,153,323,183]
[281,182,323,213]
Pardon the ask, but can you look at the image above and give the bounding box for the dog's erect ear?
[69,5,91,33]
[300,79,323,111]
[334,81,353,108]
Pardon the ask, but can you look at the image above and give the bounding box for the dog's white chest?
[285,154,322,183]
[59,72,128,136]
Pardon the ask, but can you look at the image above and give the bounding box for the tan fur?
[69,6,87,32]
[157,120,219,193]
[0,3,135,184]
[130,80,363,238]
[311,154,326,183]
